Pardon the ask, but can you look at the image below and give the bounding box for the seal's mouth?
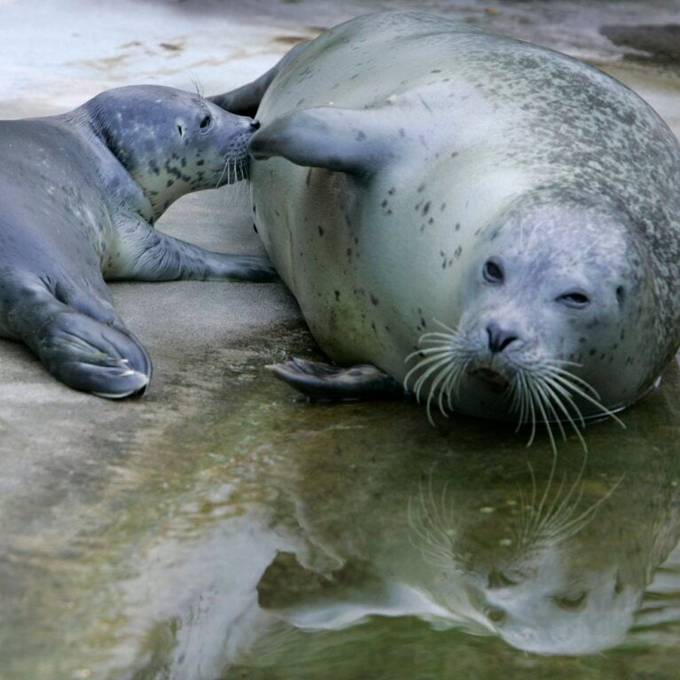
[468,366,510,393]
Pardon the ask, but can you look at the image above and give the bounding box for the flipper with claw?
[268,358,403,401]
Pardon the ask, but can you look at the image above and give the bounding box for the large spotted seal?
[212,11,680,439]
[0,85,274,397]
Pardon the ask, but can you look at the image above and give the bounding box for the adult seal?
[0,85,275,398]
[212,11,680,440]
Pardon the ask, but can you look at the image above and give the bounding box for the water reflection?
[6,347,680,679]
[226,360,680,675]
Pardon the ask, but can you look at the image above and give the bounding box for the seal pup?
[212,11,680,440]
[0,85,275,398]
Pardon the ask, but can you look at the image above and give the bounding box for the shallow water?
[4,321,680,679]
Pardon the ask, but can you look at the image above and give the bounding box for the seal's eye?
[483,258,504,284]
[552,591,587,611]
[199,115,212,130]
[557,291,590,308]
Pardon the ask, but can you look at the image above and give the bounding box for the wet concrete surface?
[1,1,680,678]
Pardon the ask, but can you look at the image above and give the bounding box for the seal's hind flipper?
[268,357,403,401]
[9,282,151,398]
[210,41,309,117]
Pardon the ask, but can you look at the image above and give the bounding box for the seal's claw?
[36,311,152,398]
[268,357,403,401]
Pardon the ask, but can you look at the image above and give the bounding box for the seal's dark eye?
[483,258,504,284]
[552,591,587,611]
[177,124,185,138]
[199,115,212,130]
[557,291,590,308]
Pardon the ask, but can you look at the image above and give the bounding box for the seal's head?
[85,85,257,219]
[407,191,656,433]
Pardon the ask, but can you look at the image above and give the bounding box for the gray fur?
[214,12,680,423]
[0,85,275,398]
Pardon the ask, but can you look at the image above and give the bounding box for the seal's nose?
[487,322,518,353]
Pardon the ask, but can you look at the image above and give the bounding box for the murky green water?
[4,319,680,679]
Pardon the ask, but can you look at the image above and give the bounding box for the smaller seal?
[0,85,275,397]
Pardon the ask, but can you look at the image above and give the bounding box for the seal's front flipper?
[10,282,151,398]
[209,41,308,117]
[268,357,403,401]
[111,216,277,282]
[250,107,398,177]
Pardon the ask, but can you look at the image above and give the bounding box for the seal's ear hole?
[483,258,504,284]
[616,285,626,305]
[177,124,185,138]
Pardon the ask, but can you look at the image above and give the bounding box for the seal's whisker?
[418,331,462,344]
[409,345,457,357]
[540,476,623,544]
[446,359,470,409]
[534,378,567,442]
[547,370,625,428]
[432,318,460,336]
[542,358,583,369]
[405,346,450,365]
[426,359,454,423]
[532,447,559,542]
[413,356,451,403]
[542,375,587,429]
[403,350,451,389]
[523,374,538,447]
[437,361,459,416]
[542,378,588,451]
[538,464,585,540]
[545,366,602,400]
[216,156,230,189]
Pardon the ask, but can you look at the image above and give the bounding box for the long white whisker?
[548,372,625,428]
[404,351,451,390]
[413,356,451,403]
[542,378,588,452]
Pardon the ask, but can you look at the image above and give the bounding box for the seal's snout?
[251,120,261,131]
[486,322,519,354]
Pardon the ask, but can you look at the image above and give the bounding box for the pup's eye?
[557,291,590,308]
[177,124,185,137]
[483,258,504,284]
[199,115,212,130]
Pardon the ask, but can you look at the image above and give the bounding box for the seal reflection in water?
[237,372,680,664]
[0,85,275,397]
[212,11,680,442]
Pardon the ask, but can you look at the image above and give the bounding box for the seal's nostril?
[487,322,518,353]
[251,120,261,130]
